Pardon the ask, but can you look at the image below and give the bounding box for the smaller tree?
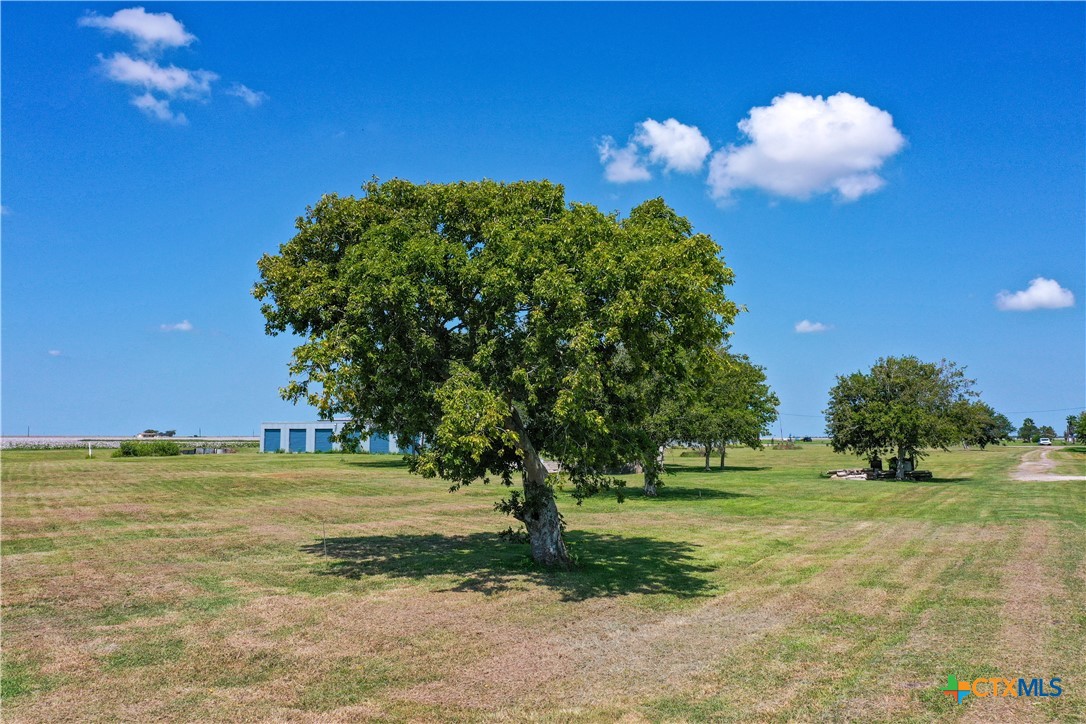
[1017,418,1039,443]
[1075,414,1086,443]
[1065,415,1078,443]
[825,356,975,480]
[637,389,686,496]
[1038,425,1057,440]
[953,401,1013,449]
[673,350,779,472]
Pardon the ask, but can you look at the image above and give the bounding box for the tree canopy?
[824,356,975,479]
[673,349,779,472]
[1017,418,1039,443]
[254,179,737,567]
[952,400,1014,449]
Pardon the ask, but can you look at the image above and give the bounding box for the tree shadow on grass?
[301,531,716,602]
[623,486,753,502]
[339,457,411,469]
[665,464,771,474]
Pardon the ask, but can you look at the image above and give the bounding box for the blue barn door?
[314,428,334,453]
[263,428,281,452]
[368,432,389,454]
[288,429,307,453]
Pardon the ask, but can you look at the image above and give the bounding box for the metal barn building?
[259,420,408,454]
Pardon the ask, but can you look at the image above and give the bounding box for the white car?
[1038,437,1052,446]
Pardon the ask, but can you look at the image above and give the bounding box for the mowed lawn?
[2,444,1083,722]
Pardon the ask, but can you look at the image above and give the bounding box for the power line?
[780,406,1085,418]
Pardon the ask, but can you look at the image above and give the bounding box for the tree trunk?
[510,407,571,568]
[704,444,711,471]
[643,449,661,496]
[643,475,658,497]
[895,445,906,481]
[719,443,727,470]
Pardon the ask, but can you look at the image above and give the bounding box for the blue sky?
[3,2,1084,437]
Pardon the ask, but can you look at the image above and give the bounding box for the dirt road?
[1011,446,1086,481]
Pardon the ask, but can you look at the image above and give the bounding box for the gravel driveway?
[1011,446,1086,481]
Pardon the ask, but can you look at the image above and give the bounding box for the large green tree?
[673,349,779,472]
[824,356,975,480]
[254,179,737,567]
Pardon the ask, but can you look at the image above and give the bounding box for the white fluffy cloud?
[79,6,195,53]
[599,118,710,182]
[226,83,270,107]
[995,277,1075,311]
[598,137,651,183]
[48,350,62,357]
[795,320,832,333]
[634,118,712,173]
[160,320,194,332]
[708,92,905,202]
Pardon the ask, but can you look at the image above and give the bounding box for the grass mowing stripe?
[1,444,1082,721]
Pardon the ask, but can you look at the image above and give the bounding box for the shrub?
[113,441,181,457]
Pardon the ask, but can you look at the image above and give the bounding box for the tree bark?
[510,407,571,568]
[703,444,711,471]
[643,476,658,497]
[642,449,660,496]
[719,443,727,470]
[895,445,906,481]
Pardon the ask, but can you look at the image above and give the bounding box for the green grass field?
[2,444,1083,722]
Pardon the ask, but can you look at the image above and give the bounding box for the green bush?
[113,441,181,457]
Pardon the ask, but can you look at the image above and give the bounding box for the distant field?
[2,444,1083,722]
[0,436,258,450]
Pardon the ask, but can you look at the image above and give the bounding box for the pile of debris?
[825,468,875,480]
[180,447,237,455]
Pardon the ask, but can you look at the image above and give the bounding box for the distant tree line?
[1015,417,1081,444]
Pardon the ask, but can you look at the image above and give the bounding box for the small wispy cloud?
[160,320,194,332]
[795,320,832,333]
[81,7,264,125]
[78,6,196,54]
[132,92,187,124]
[48,350,63,357]
[1,204,10,216]
[99,52,217,99]
[226,83,269,107]
[995,277,1075,311]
